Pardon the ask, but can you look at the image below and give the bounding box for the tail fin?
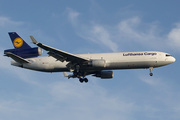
[8,32,31,49]
[4,32,42,58]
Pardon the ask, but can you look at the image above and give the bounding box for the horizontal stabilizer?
[4,52,30,64]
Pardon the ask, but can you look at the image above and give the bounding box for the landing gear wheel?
[79,78,83,83]
[84,78,88,83]
[149,67,154,77]
[150,73,153,76]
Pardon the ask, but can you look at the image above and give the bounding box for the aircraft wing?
[4,52,30,63]
[30,36,89,63]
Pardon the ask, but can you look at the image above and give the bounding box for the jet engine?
[93,71,113,79]
[4,47,43,58]
[88,59,106,67]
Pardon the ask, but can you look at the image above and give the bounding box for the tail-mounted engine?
[4,47,42,58]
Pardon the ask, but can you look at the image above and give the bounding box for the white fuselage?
[11,51,176,72]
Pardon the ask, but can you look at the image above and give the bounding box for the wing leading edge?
[30,36,89,64]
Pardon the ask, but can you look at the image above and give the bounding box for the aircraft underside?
[11,59,170,83]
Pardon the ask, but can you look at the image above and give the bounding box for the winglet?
[30,36,38,44]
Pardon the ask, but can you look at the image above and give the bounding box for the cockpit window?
[166,54,171,57]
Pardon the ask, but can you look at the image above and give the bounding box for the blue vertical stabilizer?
[4,32,42,58]
[8,32,31,49]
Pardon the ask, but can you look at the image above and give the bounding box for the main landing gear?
[72,65,89,83]
[73,70,88,83]
[79,78,88,83]
[149,67,153,76]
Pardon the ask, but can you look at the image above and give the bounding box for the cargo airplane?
[4,32,176,83]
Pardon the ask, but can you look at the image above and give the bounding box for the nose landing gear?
[150,72,153,76]
[149,67,153,76]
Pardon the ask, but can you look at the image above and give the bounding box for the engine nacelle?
[88,59,106,68]
[94,71,113,79]
[4,47,42,58]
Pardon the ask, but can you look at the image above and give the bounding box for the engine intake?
[93,71,113,79]
[4,47,42,58]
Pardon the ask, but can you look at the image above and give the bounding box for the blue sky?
[0,0,180,120]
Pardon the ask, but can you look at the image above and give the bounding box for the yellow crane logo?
[13,38,23,48]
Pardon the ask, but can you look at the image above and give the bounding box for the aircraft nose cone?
[169,56,176,63]
[172,57,176,62]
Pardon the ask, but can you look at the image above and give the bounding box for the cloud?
[77,23,118,52]
[66,8,118,52]
[117,17,180,52]
[135,75,180,119]
[89,24,118,52]
[118,16,141,38]
[65,8,180,52]
[0,79,135,120]
[67,8,80,27]
[168,23,180,50]
[0,16,23,27]
[0,100,25,113]
[48,81,135,120]
[65,9,160,52]
[139,75,161,86]
[116,17,167,50]
[118,16,157,41]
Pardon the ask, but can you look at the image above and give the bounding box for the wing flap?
[47,51,66,62]
[4,52,30,63]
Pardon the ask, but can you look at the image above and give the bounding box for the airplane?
[4,32,176,83]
